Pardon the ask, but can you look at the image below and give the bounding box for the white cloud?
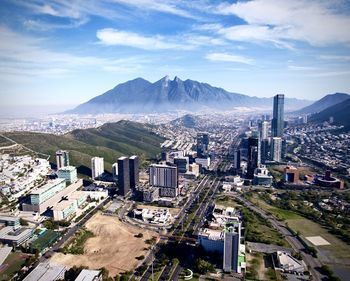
[205,53,253,64]
[96,28,193,50]
[216,0,350,46]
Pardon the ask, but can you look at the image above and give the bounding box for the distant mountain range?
[310,96,350,130]
[67,76,312,114]
[295,93,350,114]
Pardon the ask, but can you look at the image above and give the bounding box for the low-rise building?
[75,269,102,281]
[284,166,299,183]
[23,262,66,281]
[275,251,306,273]
[53,200,78,221]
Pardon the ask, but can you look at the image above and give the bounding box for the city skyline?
[1,0,350,108]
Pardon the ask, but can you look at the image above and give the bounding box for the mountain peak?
[67,76,313,114]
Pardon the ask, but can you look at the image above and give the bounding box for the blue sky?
[1,0,350,108]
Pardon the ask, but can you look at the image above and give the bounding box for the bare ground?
[51,212,157,276]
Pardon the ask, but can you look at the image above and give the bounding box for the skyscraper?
[247,133,261,179]
[233,149,241,170]
[271,94,285,137]
[197,132,209,157]
[149,164,178,197]
[260,121,269,140]
[271,137,282,162]
[112,162,118,180]
[91,157,104,179]
[118,156,130,196]
[56,150,69,170]
[129,155,139,190]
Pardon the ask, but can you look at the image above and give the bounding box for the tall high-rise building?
[247,133,260,179]
[259,121,269,140]
[149,164,178,188]
[261,139,270,164]
[223,223,242,273]
[91,157,104,179]
[271,137,282,162]
[129,155,139,190]
[271,94,285,137]
[112,163,118,180]
[174,157,189,173]
[197,132,209,157]
[56,150,69,170]
[149,164,178,197]
[118,156,130,196]
[233,149,241,170]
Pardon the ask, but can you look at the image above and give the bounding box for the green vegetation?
[43,218,70,230]
[0,252,28,281]
[64,265,88,281]
[5,120,164,175]
[134,233,143,238]
[62,227,94,255]
[241,207,288,246]
[29,229,60,254]
[145,236,157,245]
[194,258,216,274]
[319,265,342,281]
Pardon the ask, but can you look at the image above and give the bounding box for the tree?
[20,218,29,226]
[195,258,215,274]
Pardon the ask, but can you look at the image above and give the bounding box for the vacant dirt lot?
[51,212,157,276]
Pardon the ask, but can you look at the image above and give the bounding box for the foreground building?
[253,165,273,186]
[23,262,66,281]
[198,205,246,273]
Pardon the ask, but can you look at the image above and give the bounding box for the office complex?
[56,150,69,170]
[91,157,104,179]
[271,137,282,162]
[198,205,245,273]
[149,164,178,197]
[57,166,77,184]
[118,156,130,196]
[174,157,189,173]
[197,132,209,157]
[271,94,285,138]
[129,155,139,190]
[246,133,261,179]
[29,178,66,205]
[253,165,273,186]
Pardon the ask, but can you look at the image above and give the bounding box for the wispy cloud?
[319,55,350,61]
[0,27,148,79]
[96,28,193,50]
[205,53,253,64]
[216,0,350,47]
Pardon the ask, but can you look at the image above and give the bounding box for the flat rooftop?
[57,166,76,172]
[30,178,66,195]
[23,262,66,281]
[75,269,101,281]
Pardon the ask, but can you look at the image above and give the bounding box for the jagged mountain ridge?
[67,76,312,114]
[295,93,350,114]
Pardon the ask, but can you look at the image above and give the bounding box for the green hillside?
[4,120,164,176]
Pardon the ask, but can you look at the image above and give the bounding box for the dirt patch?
[51,212,157,276]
